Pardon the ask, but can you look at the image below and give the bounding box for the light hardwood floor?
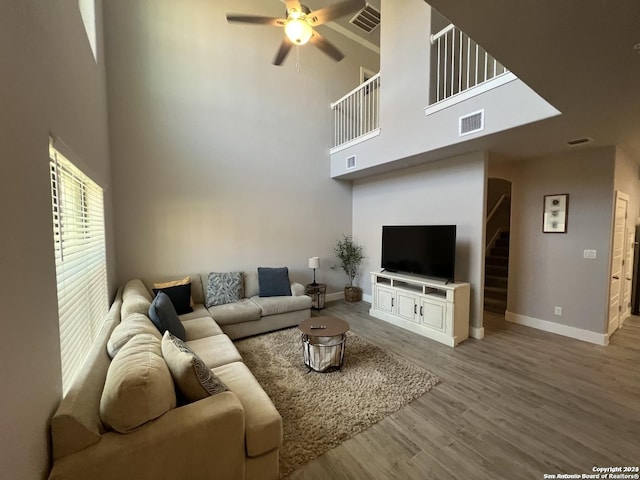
[288,301,640,479]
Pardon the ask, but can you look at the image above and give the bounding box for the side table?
[305,283,327,310]
[299,316,350,372]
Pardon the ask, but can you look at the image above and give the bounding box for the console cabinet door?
[420,297,447,332]
[396,291,419,323]
[374,285,395,314]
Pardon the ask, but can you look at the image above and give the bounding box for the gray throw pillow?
[206,272,244,307]
[161,332,228,402]
[148,292,186,340]
[257,267,292,297]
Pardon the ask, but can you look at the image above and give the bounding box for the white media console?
[369,271,470,347]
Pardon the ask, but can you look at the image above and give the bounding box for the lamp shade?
[308,256,320,269]
[285,18,313,45]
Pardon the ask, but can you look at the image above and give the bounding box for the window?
[49,140,108,392]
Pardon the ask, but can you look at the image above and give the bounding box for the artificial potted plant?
[333,234,365,302]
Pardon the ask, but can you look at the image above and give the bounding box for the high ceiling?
[423,0,640,161]
[270,0,640,162]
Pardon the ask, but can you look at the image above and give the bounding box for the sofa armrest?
[50,392,246,480]
[291,282,306,296]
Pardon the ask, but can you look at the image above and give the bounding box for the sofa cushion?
[106,313,161,358]
[186,335,243,369]
[178,304,211,322]
[257,267,291,297]
[208,298,262,325]
[122,279,153,302]
[162,332,229,403]
[213,361,282,457]
[244,271,259,298]
[250,294,312,317]
[149,292,186,340]
[153,282,193,315]
[206,272,244,307]
[100,334,176,434]
[121,292,152,321]
[182,316,224,341]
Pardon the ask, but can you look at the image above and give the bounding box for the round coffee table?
[299,316,350,372]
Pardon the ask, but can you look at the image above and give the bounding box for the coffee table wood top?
[299,316,350,337]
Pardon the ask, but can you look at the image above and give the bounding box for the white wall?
[0,1,114,478]
[352,152,487,330]
[330,0,559,178]
[497,148,615,335]
[104,0,379,293]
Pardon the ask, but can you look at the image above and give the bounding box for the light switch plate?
[583,249,597,259]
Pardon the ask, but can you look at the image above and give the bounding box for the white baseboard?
[469,326,484,339]
[505,311,609,346]
[326,291,344,303]
[363,293,372,304]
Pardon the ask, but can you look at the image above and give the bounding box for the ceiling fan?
[226,0,366,66]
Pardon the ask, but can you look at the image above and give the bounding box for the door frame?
[608,190,630,336]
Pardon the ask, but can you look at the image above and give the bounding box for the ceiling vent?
[567,137,593,147]
[346,155,356,169]
[459,110,485,136]
[349,4,381,34]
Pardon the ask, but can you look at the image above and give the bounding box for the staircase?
[484,230,509,314]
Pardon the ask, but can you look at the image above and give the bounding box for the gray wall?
[330,0,559,178]
[352,151,487,330]
[494,148,616,334]
[104,0,379,292]
[0,1,114,478]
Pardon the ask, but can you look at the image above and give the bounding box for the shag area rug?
[234,327,440,478]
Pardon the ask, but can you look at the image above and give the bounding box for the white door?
[396,291,419,323]
[608,191,629,336]
[622,230,634,320]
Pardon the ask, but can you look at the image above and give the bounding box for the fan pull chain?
[296,45,301,73]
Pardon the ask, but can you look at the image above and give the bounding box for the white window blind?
[49,142,108,393]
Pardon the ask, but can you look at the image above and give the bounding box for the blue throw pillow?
[149,292,186,340]
[257,267,292,297]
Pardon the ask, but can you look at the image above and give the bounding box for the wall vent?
[459,110,485,136]
[346,155,356,169]
[349,4,381,34]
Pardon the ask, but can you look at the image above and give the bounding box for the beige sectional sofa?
[49,271,312,480]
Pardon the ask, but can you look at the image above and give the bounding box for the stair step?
[495,238,510,248]
[499,231,510,239]
[484,286,507,300]
[484,302,507,314]
[486,265,508,276]
[485,275,508,288]
[486,256,509,266]
[490,246,509,257]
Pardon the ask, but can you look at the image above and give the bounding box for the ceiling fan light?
[285,18,313,45]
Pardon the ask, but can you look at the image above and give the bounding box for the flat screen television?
[381,225,456,282]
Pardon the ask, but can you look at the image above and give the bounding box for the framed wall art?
[543,194,569,233]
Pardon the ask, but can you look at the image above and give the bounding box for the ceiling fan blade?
[307,0,365,26]
[309,31,344,62]
[226,14,285,27]
[273,37,293,66]
[283,0,303,14]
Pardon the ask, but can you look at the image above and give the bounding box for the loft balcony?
[329,10,560,179]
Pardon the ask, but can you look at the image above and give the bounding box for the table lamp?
[308,256,320,285]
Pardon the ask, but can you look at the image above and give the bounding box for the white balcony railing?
[330,73,380,152]
[430,23,509,104]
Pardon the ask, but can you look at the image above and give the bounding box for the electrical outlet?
[583,249,597,259]
[554,306,562,316]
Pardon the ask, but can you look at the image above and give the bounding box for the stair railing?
[430,23,509,104]
[486,194,511,249]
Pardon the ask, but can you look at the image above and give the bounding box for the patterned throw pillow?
[161,332,228,402]
[206,272,244,308]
